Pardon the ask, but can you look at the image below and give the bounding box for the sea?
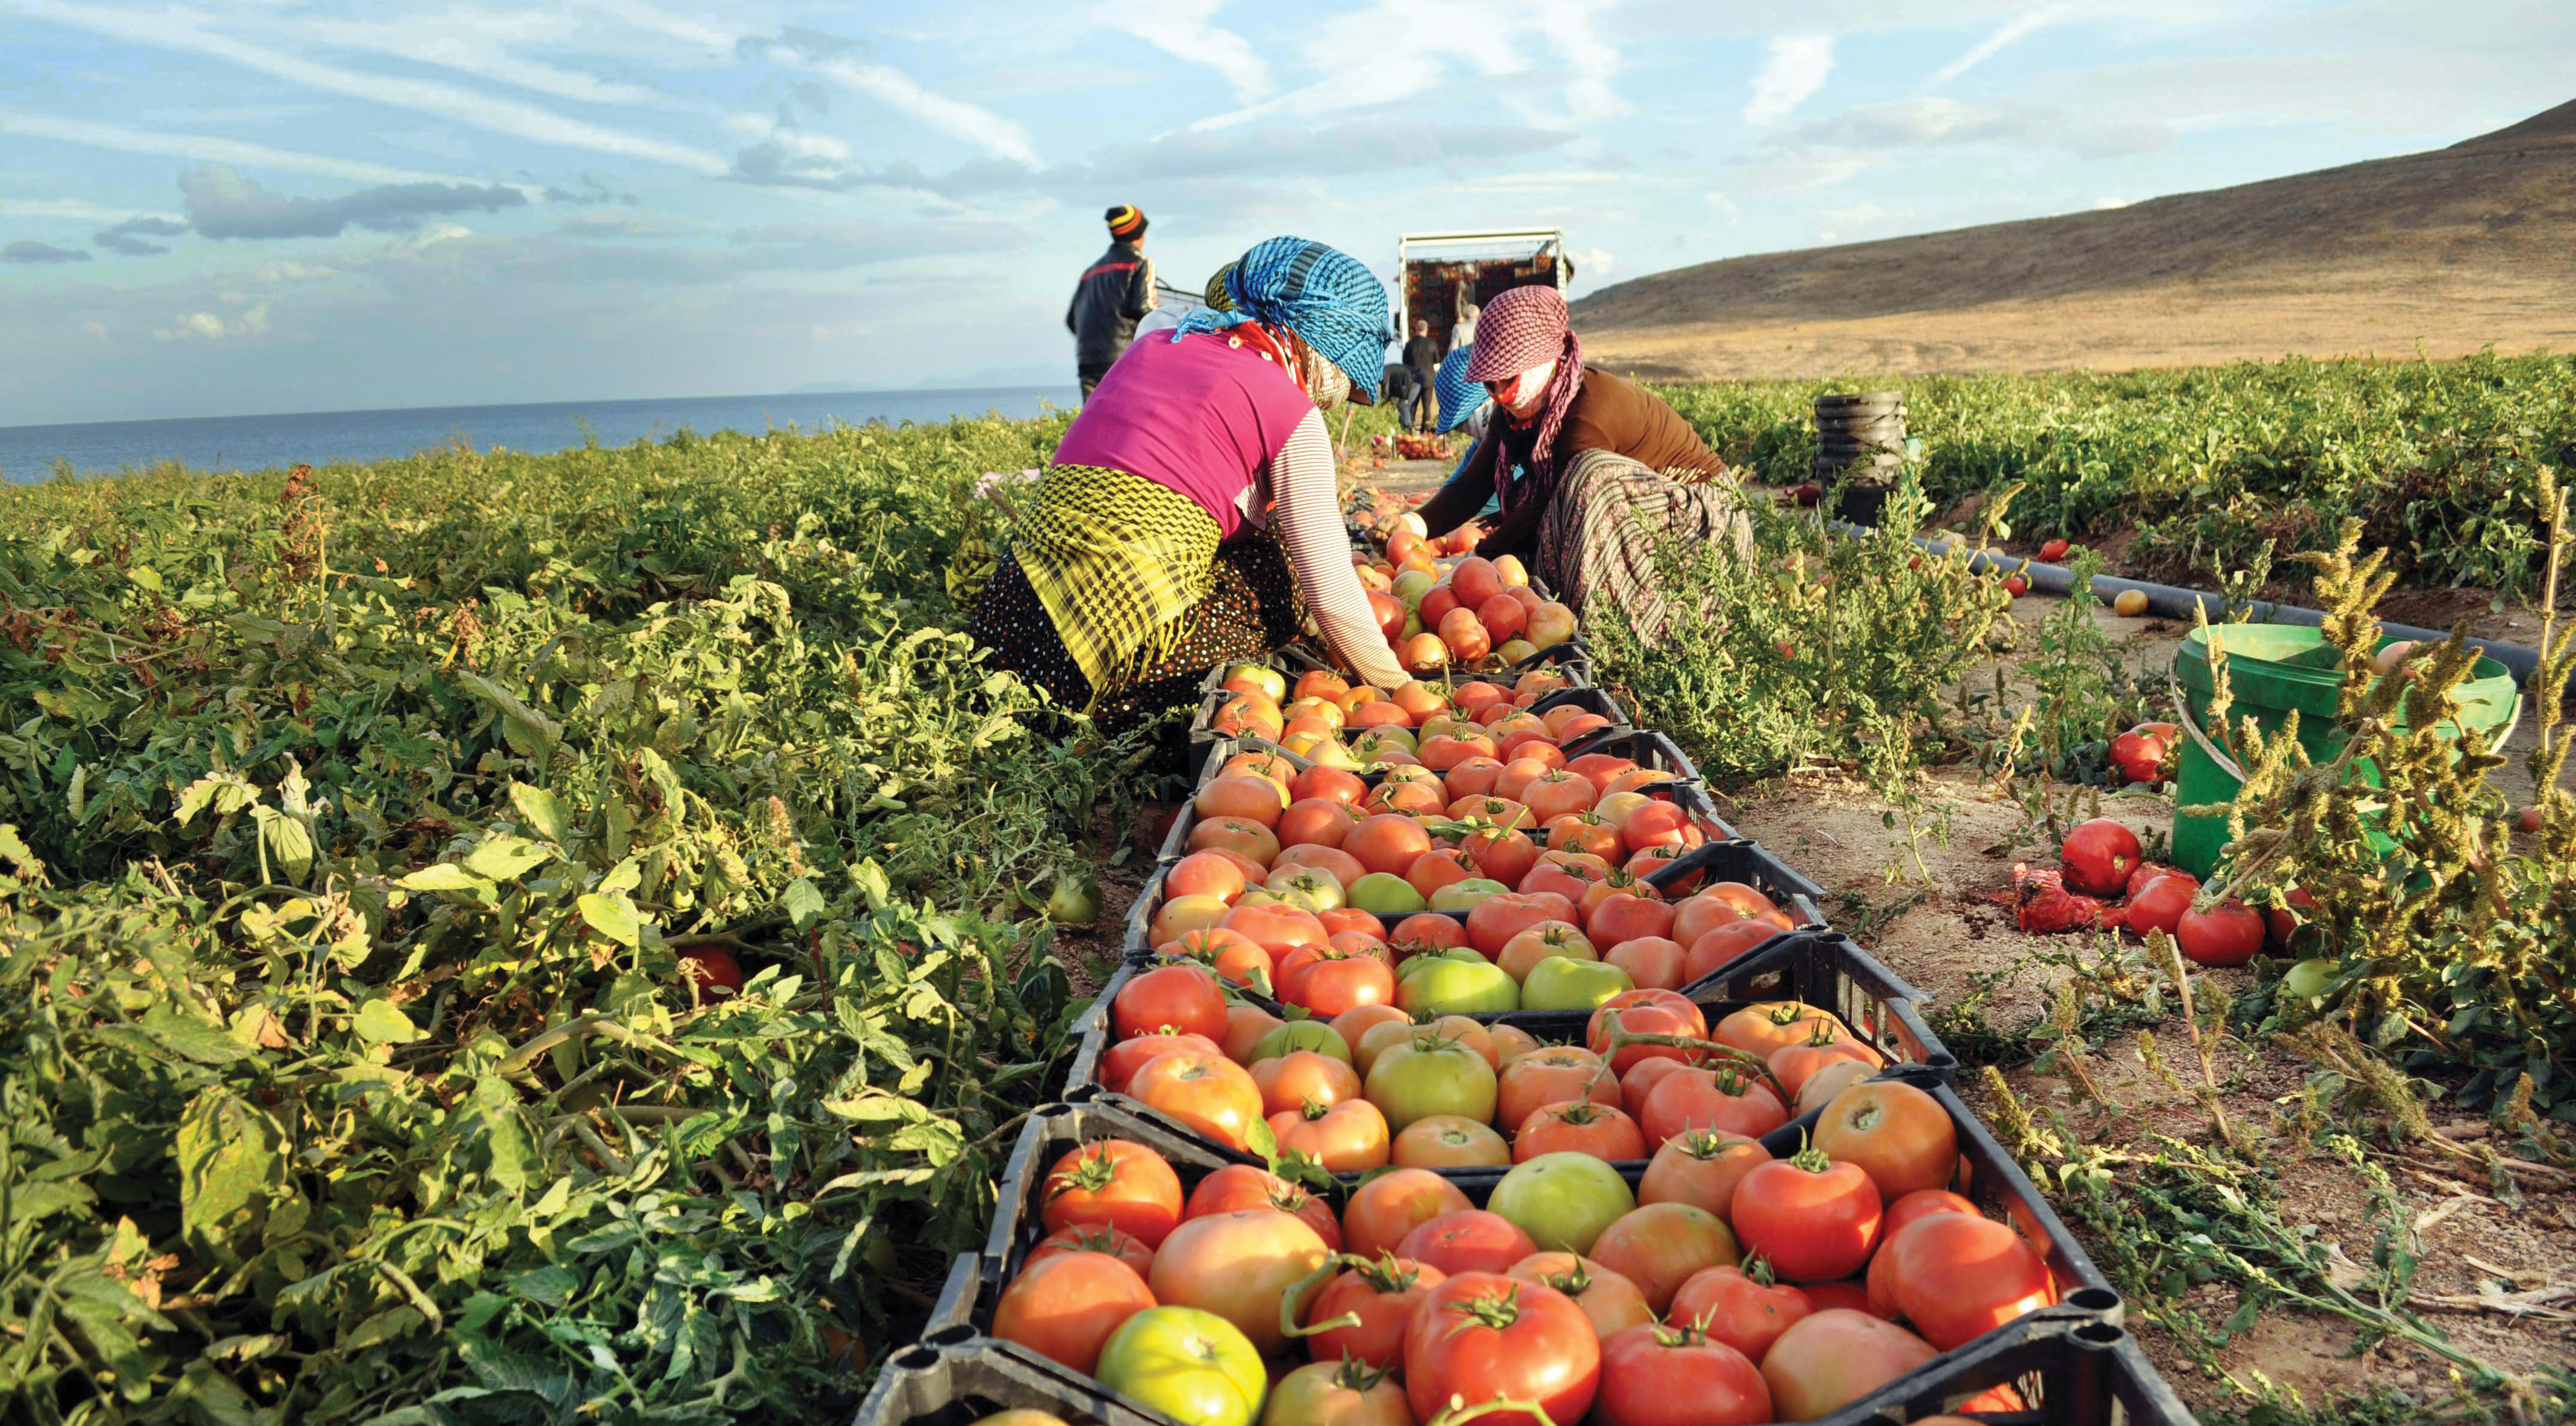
[0,385,1082,482]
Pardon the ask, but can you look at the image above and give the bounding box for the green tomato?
[2282,958,2338,1003]
[1223,663,1287,703]
[1353,727,1419,758]
[1250,1020,1353,1065]
[1347,873,1427,917]
[1097,1307,1267,1426]
[1489,1152,1637,1255]
[1428,878,1509,913]
[1364,1035,1499,1133]
[1270,867,1347,912]
[1398,945,1485,979]
[1393,956,1518,1015]
[1520,957,1635,1011]
[1392,570,1436,609]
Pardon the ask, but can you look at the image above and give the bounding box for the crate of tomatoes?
[942,1059,2126,1426]
[1063,928,1947,1181]
[1125,730,1745,969]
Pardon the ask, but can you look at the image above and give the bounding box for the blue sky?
[0,0,2565,427]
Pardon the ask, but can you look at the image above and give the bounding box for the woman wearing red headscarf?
[1414,285,1748,642]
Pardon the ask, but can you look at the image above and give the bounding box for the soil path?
[1719,592,2575,1412]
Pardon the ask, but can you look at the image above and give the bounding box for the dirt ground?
[1716,592,2576,1416]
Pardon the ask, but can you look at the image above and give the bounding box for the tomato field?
[3,352,2572,1426]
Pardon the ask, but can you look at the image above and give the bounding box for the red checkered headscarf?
[1464,285,1584,506]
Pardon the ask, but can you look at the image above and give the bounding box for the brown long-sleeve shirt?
[1417,367,1728,560]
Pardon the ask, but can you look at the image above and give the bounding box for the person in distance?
[1066,203,1156,399]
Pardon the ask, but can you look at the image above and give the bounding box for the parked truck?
[1395,228,1573,356]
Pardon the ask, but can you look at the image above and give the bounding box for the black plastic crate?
[863,1308,2186,1426]
[1814,1310,2194,1426]
[855,1313,1172,1426]
[1642,837,1828,928]
[940,1076,2126,1424]
[1069,928,1953,1172]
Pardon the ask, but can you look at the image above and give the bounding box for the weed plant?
[0,417,1123,1422]
[2197,478,2576,1118]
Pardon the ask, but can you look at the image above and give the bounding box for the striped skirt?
[1535,449,1752,646]
[966,465,1302,728]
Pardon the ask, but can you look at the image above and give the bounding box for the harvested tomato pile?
[860,500,2194,1426]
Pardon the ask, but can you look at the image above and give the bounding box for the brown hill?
[1574,99,2576,379]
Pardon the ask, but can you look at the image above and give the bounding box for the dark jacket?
[1403,333,1443,377]
[1066,241,1155,370]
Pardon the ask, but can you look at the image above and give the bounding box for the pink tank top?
[1053,330,1316,539]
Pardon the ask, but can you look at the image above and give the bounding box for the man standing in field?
[1402,317,1443,432]
[1066,204,1156,400]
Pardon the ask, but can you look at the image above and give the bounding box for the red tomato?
[1391,912,1470,953]
[1506,1253,1656,1341]
[1586,893,1675,949]
[2058,817,2142,897]
[993,1250,1155,1374]
[1639,1068,1787,1149]
[1025,1223,1156,1279]
[1587,1203,1741,1314]
[1403,1273,1601,1426]
[2177,898,2265,967]
[2125,872,2197,939]
[1250,1050,1363,1117]
[1113,963,1229,1042]
[678,947,744,994]
[1305,1255,1448,1369]
[1710,1001,1830,1059]
[1467,891,1581,957]
[1594,1322,1771,1426]
[1760,1310,1938,1419]
[1637,1130,1769,1220]
[1270,1098,1392,1173]
[1398,1209,1540,1278]
[1810,1078,1958,1202]
[1730,1151,1884,1283]
[1878,1212,2056,1349]
[1497,1047,1622,1132]
[1513,1101,1649,1162]
[1041,1140,1184,1248]
[2038,538,2070,562]
[1150,1208,1332,1354]
[1099,1031,1225,1095]
[1767,1025,1883,1099]
[1184,1164,1342,1250]
[1127,1051,1265,1152]
[2109,727,2171,784]
[1669,1262,1813,1363]
[1344,1170,1474,1260]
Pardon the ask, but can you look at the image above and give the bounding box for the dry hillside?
[1576,99,2576,378]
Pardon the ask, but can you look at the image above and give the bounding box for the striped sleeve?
[1271,410,1409,690]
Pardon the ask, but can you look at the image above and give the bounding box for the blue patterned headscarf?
[1173,237,1395,401]
[1434,349,1488,434]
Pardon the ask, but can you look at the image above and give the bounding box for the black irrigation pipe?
[1829,519,2547,683]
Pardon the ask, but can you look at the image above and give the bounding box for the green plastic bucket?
[2169,625,2520,878]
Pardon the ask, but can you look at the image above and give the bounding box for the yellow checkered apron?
[1008,465,1221,710]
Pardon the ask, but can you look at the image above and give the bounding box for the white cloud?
[759,46,1039,166]
[0,110,512,189]
[282,14,668,106]
[157,304,269,342]
[567,0,742,56]
[1097,0,1270,101]
[1924,4,2075,89]
[1745,35,1835,127]
[1193,0,1628,133]
[0,197,185,223]
[0,0,729,173]
[2094,196,2130,208]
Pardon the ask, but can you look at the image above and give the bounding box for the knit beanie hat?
[1106,204,1147,240]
